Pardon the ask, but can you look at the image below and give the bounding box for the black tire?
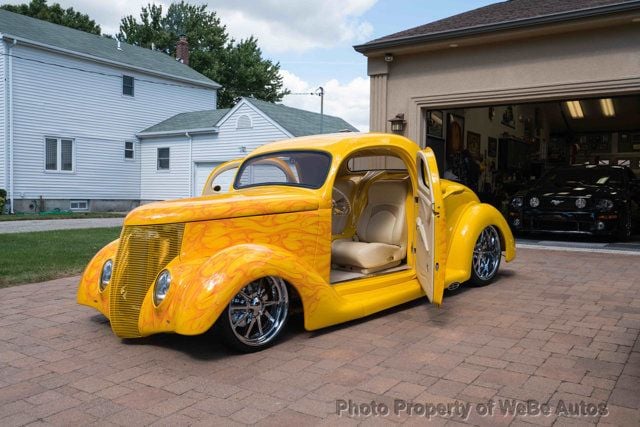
[218,276,289,353]
[469,226,502,286]
[617,211,632,242]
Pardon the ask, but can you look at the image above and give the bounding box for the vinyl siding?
[192,103,290,162]
[10,44,216,201]
[140,136,190,200]
[141,102,290,200]
[0,41,5,191]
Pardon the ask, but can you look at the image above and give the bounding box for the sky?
[0,0,498,131]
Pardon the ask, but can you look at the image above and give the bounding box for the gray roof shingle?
[140,109,230,133]
[0,9,219,87]
[139,98,358,136]
[357,0,639,50]
[245,98,358,136]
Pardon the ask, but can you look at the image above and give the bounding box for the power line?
[0,52,210,90]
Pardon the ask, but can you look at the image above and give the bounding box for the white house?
[0,9,219,213]
[137,97,358,200]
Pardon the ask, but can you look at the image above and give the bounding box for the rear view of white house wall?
[10,44,216,208]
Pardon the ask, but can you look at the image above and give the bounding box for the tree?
[1,0,101,35]
[118,1,288,108]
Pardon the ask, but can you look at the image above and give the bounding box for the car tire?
[617,211,632,242]
[218,276,289,353]
[469,225,502,286]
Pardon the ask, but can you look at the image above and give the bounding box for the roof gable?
[0,9,219,88]
[356,0,640,51]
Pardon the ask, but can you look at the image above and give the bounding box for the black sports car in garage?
[508,165,639,240]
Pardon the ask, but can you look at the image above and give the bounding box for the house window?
[45,137,74,172]
[124,141,135,160]
[123,75,134,96]
[236,115,252,129]
[70,200,88,211]
[157,147,170,170]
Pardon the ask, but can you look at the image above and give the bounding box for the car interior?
[330,150,412,284]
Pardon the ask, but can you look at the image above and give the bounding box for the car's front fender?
[137,243,350,336]
[77,239,119,318]
[445,203,516,285]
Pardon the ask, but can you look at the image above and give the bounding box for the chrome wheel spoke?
[473,226,500,281]
[228,276,289,347]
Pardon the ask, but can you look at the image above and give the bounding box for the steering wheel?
[332,187,351,216]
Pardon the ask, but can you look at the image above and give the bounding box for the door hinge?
[414,196,419,203]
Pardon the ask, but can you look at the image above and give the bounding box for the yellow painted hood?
[126,187,321,226]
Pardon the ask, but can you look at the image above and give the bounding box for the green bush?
[0,189,6,215]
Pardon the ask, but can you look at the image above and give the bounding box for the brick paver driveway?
[1,248,639,426]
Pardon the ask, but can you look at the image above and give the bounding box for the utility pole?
[316,86,324,133]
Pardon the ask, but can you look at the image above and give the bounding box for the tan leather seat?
[332,180,408,274]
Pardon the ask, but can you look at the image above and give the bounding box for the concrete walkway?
[0,217,124,234]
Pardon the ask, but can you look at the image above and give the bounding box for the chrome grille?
[109,224,184,338]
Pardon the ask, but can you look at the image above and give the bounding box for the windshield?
[541,167,625,187]
[234,151,332,190]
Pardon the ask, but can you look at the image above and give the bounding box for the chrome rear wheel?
[471,226,501,285]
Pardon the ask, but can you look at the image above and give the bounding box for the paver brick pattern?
[0,248,639,426]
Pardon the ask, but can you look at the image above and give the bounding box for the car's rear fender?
[444,203,516,285]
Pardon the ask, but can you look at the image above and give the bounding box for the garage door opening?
[423,94,640,246]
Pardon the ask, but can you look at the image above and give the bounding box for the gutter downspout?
[186,132,193,197]
[7,38,16,214]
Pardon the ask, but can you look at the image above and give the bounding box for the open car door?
[202,159,242,195]
[416,148,447,306]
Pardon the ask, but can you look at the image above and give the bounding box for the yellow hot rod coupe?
[78,133,515,352]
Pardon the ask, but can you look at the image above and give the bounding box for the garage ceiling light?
[600,98,615,117]
[566,101,584,119]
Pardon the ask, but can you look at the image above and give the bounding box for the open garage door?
[423,94,640,245]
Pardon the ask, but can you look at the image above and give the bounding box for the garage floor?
[0,248,638,425]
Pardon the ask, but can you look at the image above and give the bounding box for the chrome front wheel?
[221,276,289,352]
[471,226,501,285]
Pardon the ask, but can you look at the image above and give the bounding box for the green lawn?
[0,227,121,287]
[0,212,125,221]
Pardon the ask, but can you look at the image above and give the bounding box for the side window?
[157,147,170,170]
[123,75,134,96]
[45,137,74,172]
[211,168,237,192]
[124,141,135,160]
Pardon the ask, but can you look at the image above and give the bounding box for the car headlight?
[511,197,523,208]
[153,270,171,306]
[575,198,587,209]
[99,260,113,292]
[529,197,540,208]
[596,199,614,211]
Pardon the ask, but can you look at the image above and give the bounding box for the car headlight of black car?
[511,197,523,208]
[596,199,614,211]
[529,197,540,208]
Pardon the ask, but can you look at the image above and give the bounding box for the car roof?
[250,132,420,158]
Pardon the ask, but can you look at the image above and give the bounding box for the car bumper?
[508,210,620,235]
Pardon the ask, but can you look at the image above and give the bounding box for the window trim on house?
[44,137,75,173]
[123,75,135,96]
[157,147,170,171]
[70,200,89,211]
[124,140,135,160]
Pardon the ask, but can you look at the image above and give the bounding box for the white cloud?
[214,0,376,53]
[280,70,369,132]
[0,0,376,53]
